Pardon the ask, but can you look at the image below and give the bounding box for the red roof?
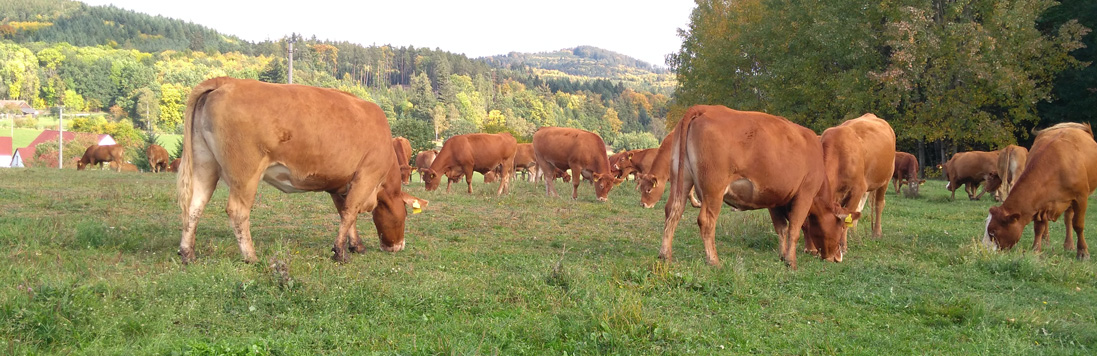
[0,136,10,156]
[19,130,113,162]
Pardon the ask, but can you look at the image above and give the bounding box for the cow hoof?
[349,242,368,254]
[803,248,820,257]
[179,249,195,265]
[331,247,349,263]
[1064,244,1076,251]
[1078,251,1090,261]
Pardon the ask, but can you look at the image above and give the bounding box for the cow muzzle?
[381,240,406,252]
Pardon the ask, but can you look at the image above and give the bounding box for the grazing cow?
[942,150,1000,200]
[532,127,623,201]
[609,150,635,179]
[392,137,413,184]
[421,133,517,195]
[995,145,1028,202]
[892,152,922,196]
[177,77,427,264]
[660,105,855,269]
[513,143,538,182]
[985,123,1096,260]
[817,114,895,254]
[168,158,181,173]
[414,149,438,182]
[77,144,125,171]
[621,148,658,187]
[636,132,701,209]
[112,161,139,172]
[147,144,171,173]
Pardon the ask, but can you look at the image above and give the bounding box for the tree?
[390,118,434,153]
[258,57,287,84]
[0,42,40,101]
[158,83,185,133]
[135,87,160,130]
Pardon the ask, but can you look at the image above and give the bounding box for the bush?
[441,119,478,139]
[390,118,435,154]
[611,132,659,151]
[13,116,38,128]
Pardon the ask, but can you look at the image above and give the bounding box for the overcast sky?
[80,0,697,67]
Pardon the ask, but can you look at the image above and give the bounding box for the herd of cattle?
[75,77,1093,269]
[74,141,180,173]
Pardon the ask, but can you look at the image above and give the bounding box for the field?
[1,169,1095,354]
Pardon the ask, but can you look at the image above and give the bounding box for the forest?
[0,0,674,165]
[670,0,1095,169]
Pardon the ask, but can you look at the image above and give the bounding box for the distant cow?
[177,77,427,264]
[421,133,517,195]
[147,144,171,173]
[986,123,1096,260]
[892,152,922,196]
[943,150,1000,200]
[513,143,538,182]
[77,144,125,171]
[818,114,895,252]
[168,158,181,173]
[112,161,139,172]
[995,145,1028,202]
[532,127,623,201]
[609,150,635,179]
[392,137,413,184]
[623,148,657,188]
[660,105,855,269]
[636,131,701,209]
[414,149,438,182]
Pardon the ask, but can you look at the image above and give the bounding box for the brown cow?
[77,144,125,171]
[995,145,1028,202]
[147,144,171,173]
[111,161,139,172]
[943,150,1000,200]
[817,114,896,251]
[513,143,538,182]
[609,150,635,179]
[985,123,1096,260]
[168,158,181,173]
[660,105,855,269]
[892,152,923,196]
[392,137,413,185]
[421,133,517,195]
[636,132,701,209]
[414,149,438,182]
[177,77,427,264]
[532,127,623,201]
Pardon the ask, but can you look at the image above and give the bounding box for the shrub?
[390,118,435,154]
[14,116,38,128]
[611,132,659,151]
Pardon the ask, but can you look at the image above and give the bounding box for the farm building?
[0,100,40,116]
[9,130,115,168]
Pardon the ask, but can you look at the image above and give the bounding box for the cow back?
[820,114,897,197]
[531,127,611,175]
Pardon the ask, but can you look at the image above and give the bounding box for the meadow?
[1,168,1094,354]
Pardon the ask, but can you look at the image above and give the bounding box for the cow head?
[904,178,924,198]
[421,168,442,191]
[592,172,624,202]
[483,171,497,183]
[985,205,1025,251]
[399,166,413,184]
[803,203,861,263]
[637,173,665,208]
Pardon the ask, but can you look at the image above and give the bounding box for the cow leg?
[659,171,694,262]
[769,208,795,257]
[464,167,474,194]
[949,183,956,200]
[179,158,221,264]
[1071,202,1088,260]
[497,158,513,195]
[330,192,365,254]
[331,174,385,262]
[570,166,583,200]
[1032,220,1049,253]
[782,194,815,270]
[697,183,728,266]
[871,185,887,239]
[225,177,262,264]
[1063,206,1075,251]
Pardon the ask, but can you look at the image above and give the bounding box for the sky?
[80,0,697,67]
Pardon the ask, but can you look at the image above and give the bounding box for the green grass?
[1,169,1095,354]
[8,128,44,148]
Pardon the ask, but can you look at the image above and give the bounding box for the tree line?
[670,0,1094,170]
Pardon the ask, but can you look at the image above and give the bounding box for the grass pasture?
[1,169,1095,354]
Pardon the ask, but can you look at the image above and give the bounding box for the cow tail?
[670,106,705,212]
[177,78,224,222]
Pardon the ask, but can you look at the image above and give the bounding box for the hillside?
[482,46,676,95]
[0,0,252,54]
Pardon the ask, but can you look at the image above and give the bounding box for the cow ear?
[593,175,600,182]
[627,153,633,160]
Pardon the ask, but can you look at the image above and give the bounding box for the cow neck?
[997,160,1059,223]
[428,143,457,173]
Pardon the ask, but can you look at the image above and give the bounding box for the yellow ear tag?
[844,215,854,227]
[412,200,422,214]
